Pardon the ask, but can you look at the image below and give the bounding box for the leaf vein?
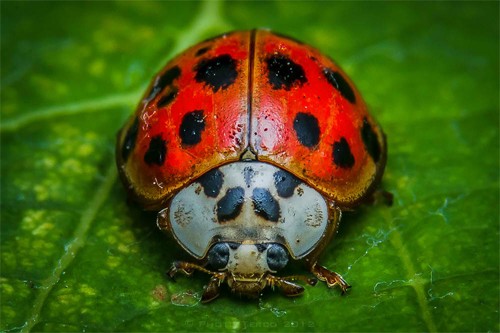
[21,164,117,333]
[388,215,438,332]
[1,0,230,134]
[0,91,139,133]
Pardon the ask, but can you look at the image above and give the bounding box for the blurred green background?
[1,1,498,332]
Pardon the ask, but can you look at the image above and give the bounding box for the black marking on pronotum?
[195,46,211,57]
[217,187,245,222]
[333,137,355,169]
[323,68,356,104]
[197,169,224,198]
[266,54,307,90]
[266,244,289,271]
[179,110,206,146]
[146,66,181,101]
[361,117,381,163]
[243,166,255,188]
[194,54,238,92]
[252,188,280,222]
[121,117,139,161]
[273,169,302,198]
[293,112,320,148]
[144,135,167,166]
[156,88,178,108]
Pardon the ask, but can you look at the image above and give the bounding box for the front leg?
[201,274,226,303]
[266,274,317,297]
[310,262,351,294]
[168,261,198,279]
[267,275,305,297]
[167,261,227,303]
[168,260,220,279]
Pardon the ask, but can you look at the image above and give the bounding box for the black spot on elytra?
[121,117,139,161]
[197,169,224,198]
[252,188,280,222]
[266,244,289,271]
[144,135,167,166]
[273,170,302,198]
[333,137,355,169]
[293,112,320,148]
[323,68,356,104]
[266,54,307,90]
[243,166,254,188]
[195,46,211,57]
[156,88,178,108]
[361,117,381,163]
[146,66,181,101]
[179,110,206,146]
[217,187,245,222]
[194,54,238,92]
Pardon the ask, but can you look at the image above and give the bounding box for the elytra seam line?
[247,29,257,154]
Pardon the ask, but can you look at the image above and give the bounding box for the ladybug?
[116,30,388,302]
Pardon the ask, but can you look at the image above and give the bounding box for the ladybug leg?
[201,274,226,303]
[379,190,394,206]
[364,189,393,206]
[167,261,226,303]
[310,263,351,294]
[168,261,200,278]
[168,260,220,279]
[277,274,318,286]
[266,275,306,297]
[156,208,170,233]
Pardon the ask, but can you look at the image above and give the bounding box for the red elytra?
[117,29,386,213]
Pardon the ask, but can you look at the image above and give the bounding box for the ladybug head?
[205,241,302,299]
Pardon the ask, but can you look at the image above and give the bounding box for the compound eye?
[266,244,289,272]
[207,243,230,270]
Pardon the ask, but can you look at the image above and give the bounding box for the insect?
[116,30,388,302]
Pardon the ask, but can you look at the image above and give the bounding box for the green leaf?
[1,1,498,332]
